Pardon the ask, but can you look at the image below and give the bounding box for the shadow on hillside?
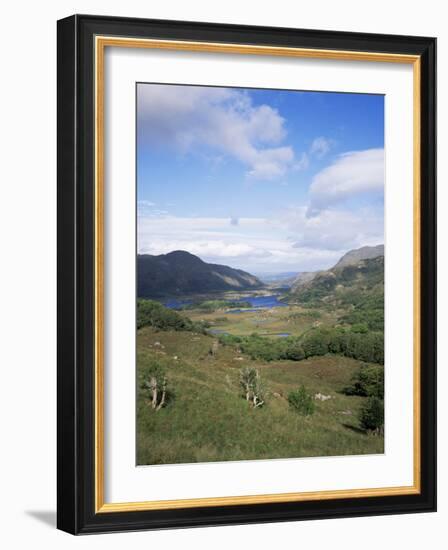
[341,422,366,435]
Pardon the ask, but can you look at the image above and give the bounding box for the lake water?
[164,294,288,311]
[228,295,288,312]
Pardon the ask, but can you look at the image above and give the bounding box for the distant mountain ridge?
[288,245,384,324]
[137,250,263,298]
[333,245,384,269]
[256,271,299,284]
[291,244,384,292]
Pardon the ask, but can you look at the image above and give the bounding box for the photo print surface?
[136,83,385,466]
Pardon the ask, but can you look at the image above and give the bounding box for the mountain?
[290,271,318,288]
[257,271,298,283]
[256,271,299,286]
[290,255,384,302]
[332,244,384,269]
[288,246,384,330]
[291,244,384,292]
[137,250,263,297]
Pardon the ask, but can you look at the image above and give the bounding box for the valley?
[173,291,338,338]
[136,245,385,465]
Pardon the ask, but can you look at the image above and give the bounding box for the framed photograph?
[57,14,436,534]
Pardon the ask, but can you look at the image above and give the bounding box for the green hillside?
[138,250,263,298]
[288,256,384,332]
[137,327,383,465]
[136,295,384,465]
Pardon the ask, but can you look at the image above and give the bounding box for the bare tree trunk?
[156,378,167,411]
[210,341,219,357]
[150,376,158,409]
[253,396,264,409]
[245,384,251,401]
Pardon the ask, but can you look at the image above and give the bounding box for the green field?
[187,302,338,338]
[137,300,384,465]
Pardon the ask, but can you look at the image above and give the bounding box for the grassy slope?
[137,326,383,465]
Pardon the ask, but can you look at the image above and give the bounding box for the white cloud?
[137,200,169,218]
[247,146,294,179]
[284,206,383,252]
[310,136,333,158]
[137,208,383,273]
[307,148,384,216]
[138,215,276,265]
[293,152,309,171]
[137,84,304,181]
[146,240,271,260]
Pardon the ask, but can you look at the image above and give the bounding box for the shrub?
[351,323,369,334]
[343,364,384,398]
[137,299,207,333]
[339,289,384,332]
[218,333,242,346]
[359,396,384,434]
[301,330,329,357]
[370,332,384,364]
[284,342,305,361]
[327,327,348,354]
[218,328,383,365]
[243,337,284,362]
[213,316,229,324]
[288,385,315,416]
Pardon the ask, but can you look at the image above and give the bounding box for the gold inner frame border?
[94,36,421,514]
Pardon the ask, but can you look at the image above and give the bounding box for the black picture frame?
[57,14,436,534]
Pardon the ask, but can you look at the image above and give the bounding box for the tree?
[343,364,384,399]
[327,327,347,354]
[302,329,329,357]
[239,367,265,408]
[142,361,169,411]
[288,385,315,416]
[359,396,384,434]
[351,323,369,334]
[284,342,305,361]
[137,298,208,333]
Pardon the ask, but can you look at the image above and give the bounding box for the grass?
[137,326,384,465]
[185,304,340,338]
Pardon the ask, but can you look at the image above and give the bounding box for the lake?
[164,294,288,311]
[229,295,288,311]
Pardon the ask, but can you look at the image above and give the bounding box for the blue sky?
[137,83,384,274]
